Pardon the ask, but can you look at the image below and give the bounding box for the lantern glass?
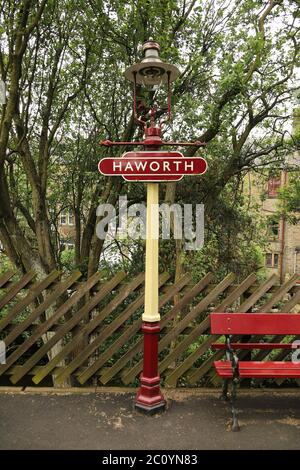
[124,39,180,88]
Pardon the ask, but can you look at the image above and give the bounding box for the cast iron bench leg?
[224,335,240,431]
[220,378,229,401]
[231,376,240,432]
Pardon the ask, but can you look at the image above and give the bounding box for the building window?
[59,210,74,226]
[265,252,279,268]
[267,173,281,198]
[267,216,279,238]
[68,212,74,226]
[60,212,67,225]
[265,253,273,267]
[61,241,75,251]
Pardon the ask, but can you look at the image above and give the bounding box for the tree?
[278,172,300,222]
[0,0,299,280]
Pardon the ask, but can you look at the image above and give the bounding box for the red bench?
[210,312,300,431]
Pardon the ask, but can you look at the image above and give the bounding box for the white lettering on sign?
[125,161,134,171]
[163,161,171,171]
[99,153,207,179]
[113,161,122,171]
[122,159,197,173]
[174,161,181,171]
[185,161,194,171]
[135,160,147,171]
[149,161,160,172]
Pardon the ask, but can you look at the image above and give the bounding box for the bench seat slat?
[214,361,300,378]
[210,313,300,335]
[212,342,294,350]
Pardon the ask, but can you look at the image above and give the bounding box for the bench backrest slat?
[210,313,300,335]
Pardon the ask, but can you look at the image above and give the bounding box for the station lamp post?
[126,40,181,413]
[100,39,206,414]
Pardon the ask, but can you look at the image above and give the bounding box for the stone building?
[245,108,300,281]
[57,210,76,251]
[246,161,300,282]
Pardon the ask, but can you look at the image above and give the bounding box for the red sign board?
[98,151,207,182]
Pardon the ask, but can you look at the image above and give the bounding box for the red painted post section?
[135,322,166,413]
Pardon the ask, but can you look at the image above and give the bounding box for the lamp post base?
[134,321,165,415]
[135,376,166,415]
[135,400,166,415]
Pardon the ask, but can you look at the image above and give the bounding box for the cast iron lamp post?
[100,39,205,414]
[126,39,180,414]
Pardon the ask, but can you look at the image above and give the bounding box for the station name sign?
[98,151,207,182]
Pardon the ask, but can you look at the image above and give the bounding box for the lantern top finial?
[124,39,180,87]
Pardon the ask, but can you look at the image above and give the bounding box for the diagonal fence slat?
[98,273,192,385]
[252,278,300,386]
[0,270,35,311]
[52,272,146,384]
[279,287,300,313]
[236,274,300,387]
[0,268,298,388]
[195,274,300,386]
[258,273,300,311]
[10,271,103,384]
[0,270,60,331]
[253,287,300,363]
[208,275,296,383]
[163,273,257,386]
[207,274,300,386]
[187,273,281,386]
[235,273,300,364]
[0,270,16,288]
[3,270,82,348]
[99,272,213,385]
[31,271,126,384]
[122,273,234,385]
[0,270,82,377]
[77,272,171,384]
[238,274,279,312]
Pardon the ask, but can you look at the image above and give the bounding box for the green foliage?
[0,254,14,275]
[178,176,268,282]
[0,0,298,279]
[60,248,76,273]
[277,172,300,223]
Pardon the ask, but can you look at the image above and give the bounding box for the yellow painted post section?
[142,182,160,322]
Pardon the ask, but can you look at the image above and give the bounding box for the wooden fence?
[0,268,299,387]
